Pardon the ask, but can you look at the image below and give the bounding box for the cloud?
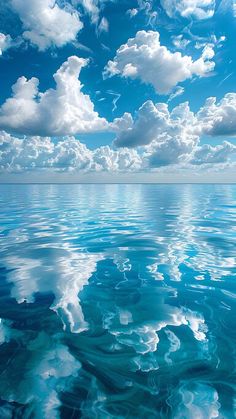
[10,0,83,50]
[0,131,142,173]
[171,34,190,50]
[112,96,236,168]
[106,90,121,112]
[113,92,236,144]
[97,16,109,33]
[136,0,158,25]
[93,145,142,170]
[3,132,234,174]
[0,129,235,173]
[190,141,236,165]
[144,135,197,167]
[113,99,197,148]
[144,137,236,168]
[74,0,110,28]
[1,87,236,173]
[0,56,108,136]
[75,0,100,22]
[197,93,236,136]
[167,86,185,103]
[104,31,215,94]
[161,0,215,20]
[0,33,12,55]
[111,112,133,133]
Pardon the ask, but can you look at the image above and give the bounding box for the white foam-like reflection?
[164,329,181,365]
[0,328,81,418]
[4,249,103,333]
[169,382,221,419]
[106,287,208,356]
[0,318,11,345]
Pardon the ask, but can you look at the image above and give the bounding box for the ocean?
[0,184,235,418]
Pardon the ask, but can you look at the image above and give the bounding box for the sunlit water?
[0,184,235,418]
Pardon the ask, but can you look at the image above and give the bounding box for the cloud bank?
[0,129,235,175]
[0,132,142,173]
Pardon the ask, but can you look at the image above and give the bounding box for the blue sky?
[0,0,236,181]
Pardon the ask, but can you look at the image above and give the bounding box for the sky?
[0,0,236,182]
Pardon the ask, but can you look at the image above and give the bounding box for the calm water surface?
[0,184,235,418]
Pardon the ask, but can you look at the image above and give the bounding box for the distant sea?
[0,184,235,418]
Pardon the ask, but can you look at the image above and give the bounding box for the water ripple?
[0,184,235,418]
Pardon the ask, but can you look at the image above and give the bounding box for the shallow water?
[0,184,235,418]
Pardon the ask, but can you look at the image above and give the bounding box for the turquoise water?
[0,184,235,418]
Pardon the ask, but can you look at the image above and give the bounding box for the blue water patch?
[0,184,235,418]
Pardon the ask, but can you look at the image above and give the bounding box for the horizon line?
[1,182,236,185]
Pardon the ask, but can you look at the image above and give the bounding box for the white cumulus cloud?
[190,141,236,165]
[0,129,235,173]
[144,135,197,167]
[197,93,236,136]
[0,56,108,136]
[113,92,236,147]
[10,0,83,50]
[111,96,236,168]
[113,99,198,148]
[0,132,142,173]
[104,31,215,94]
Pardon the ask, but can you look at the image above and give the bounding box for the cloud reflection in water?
[0,184,235,418]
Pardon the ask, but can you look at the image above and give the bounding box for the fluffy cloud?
[144,135,197,167]
[112,96,236,168]
[190,141,236,165]
[104,31,215,95]
[161,0,215,20]
[0,56,108,136]
[197,93,236,136]
[10,0,83,50]
[113,100,198,148]
[0,130,235,173]
[93,145,141,170]
[113,92,236,146]
[1,82,236,172]
[0,33,12,55]
[144,138,236,168]
[112,100,199,167]
[0,132,142,173]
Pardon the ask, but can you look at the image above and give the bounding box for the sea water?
[0,184,235,418]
